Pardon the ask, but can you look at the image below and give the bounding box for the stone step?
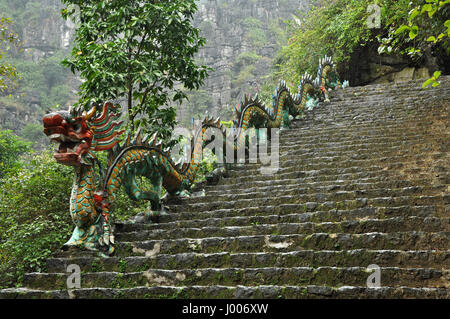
[21,266,450,290]
[45,249,450,274]
[203,177,445,194]
[1,285,448,299]
[278,144,446,159]
[115,217,449,242]
[204,180,442,196]
[228,153,448,177]
[167,195,448,214]
[120,206,440,230]
[283,118,448,138]
[105,231,450,258]
[279,139,444,154]
[175,185,446,206]
[216,168,435,187]
[280,140,450,158]
[116,206,440,233]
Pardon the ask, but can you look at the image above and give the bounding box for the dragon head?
[43,102,124,166]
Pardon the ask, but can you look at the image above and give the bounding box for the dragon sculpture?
[42,56,341,256]
[230,55,340,147]
[43,102,225,255]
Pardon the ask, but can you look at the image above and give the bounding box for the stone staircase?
[1,77,449,299]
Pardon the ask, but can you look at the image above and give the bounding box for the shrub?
[0,151,73,287]
[0,129,31,179]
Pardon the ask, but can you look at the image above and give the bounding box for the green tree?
[0,130,31,179]
[379,0,450,88]
[61,0,210,144]
[0,17,20,93]
[278,0,449,88]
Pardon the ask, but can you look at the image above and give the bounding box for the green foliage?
[194,148,218,184]
[378,0,450,88]
[20,121,48,149]
[0,149,151,288]
[4,51,77,110]
[279,0,376,83]
[243,17,267,48]
[61,0,210,148]
[236,51,263,67]
[0,129,30,179]
[277,0,449,87]
[0,151,73,288]
[0,17,21,93]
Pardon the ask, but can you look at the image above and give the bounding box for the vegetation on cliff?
[278,0,449,87]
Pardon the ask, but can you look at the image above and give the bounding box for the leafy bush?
[194,148,218,184]
[277,0,449,86]
[279,0,375,83]
[20,121,48,150]
[378,0,450,87]
[0,151,73,288]
[0,129,30,179]
[0,149,152,288]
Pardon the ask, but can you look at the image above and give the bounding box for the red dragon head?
[43,102,124,166]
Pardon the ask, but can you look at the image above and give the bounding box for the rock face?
[342,46,437,87]
[1,76,449,299]
[20,0,75,62]
[179,0,309,120]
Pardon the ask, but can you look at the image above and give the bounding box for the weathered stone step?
[279,138,444,154]
[115,217,449,242]
[203,177,441,194]
[324,92,448,107]
[329,90,449,104]
[167,195,447,214]
[117,206,440,233]
[217,167,433,186]
[21,266,449,290]
[280,137,447,154]
[176,186,446,207]
[204,180,439,196]
[119,206,439,232]
[283,116,448,137]
[289,110,447,127]
[228,153,447,178]
[278,142,450,161]
[281,147,447,163]
[1,285,448,299]
[108,231,449,258]
[284,122,448,141]
[222,162,447,183]
[45,249,450,274]
[285,113,446,130]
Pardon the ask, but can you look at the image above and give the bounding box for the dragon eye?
[73,123,82,133]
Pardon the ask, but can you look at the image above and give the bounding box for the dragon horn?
[83,105,97,121]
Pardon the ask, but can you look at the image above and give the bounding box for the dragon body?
[42,56,341,255]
